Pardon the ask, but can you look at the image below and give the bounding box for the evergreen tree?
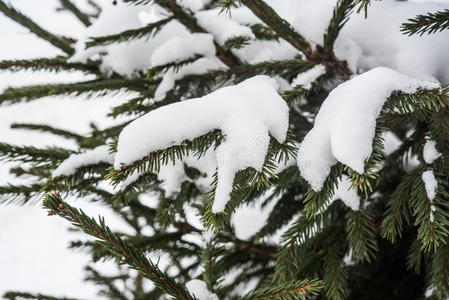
[1,0,449,299]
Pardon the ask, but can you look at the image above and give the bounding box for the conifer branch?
[0,57,100,74]
[240,0,312,57]
[0,184,43,205]
[107,130,223,185]
[11,123,85,142]
[0,142,72,163]
[86,17,173,48]
[3,291,79,300]
[153,0,242,67]
[402,9,449,36]
[324,0,355,53]
[241,0,351,79]
[239,279,323,300]
[43,193,195,300]
[0,1,74,55]
[59,0,92,27]
[0,79,150,105]
[345,208,378,263]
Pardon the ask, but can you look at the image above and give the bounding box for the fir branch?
[223,36,252,50]
[3,291,79,300]
[0,2,74,55]
[11,123,84,142]
[0,184,43,205]
[59,0,92,27]
[345,208,378,263]
[239,279,323,300]
[354,0,377,17]
[152,0,242,67]
[381,171,416,243]
[250,23,279,40]
[106,130,223,185]
[0,57,100,74]
[86,17,173,48]
[240,0,312,58]
[0,142,72,163]
[401,9,449,36]
[84,266,128,300]
[323,245,348,300]
[43,193,195,300]
[0,79,150,105]
[303,164,344,219]
[324,0,355,53]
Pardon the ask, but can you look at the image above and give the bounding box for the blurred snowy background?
[1,0,449,298]
[0,0,133,297]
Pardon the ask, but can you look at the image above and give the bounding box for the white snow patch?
[195,9,255,45]
[425,286,436,298]
[151,33,215,67]
[154,56,225,100]
[231,190,280,240]
[383,131,402,156]
[115,76,289,213]
[157,149,216,197]
[186,279,219,300]
[297,67,439,191]
[332,175,360,211]
[291,64,326,89]
[52,145,114,177]
[423,139,441,164]
[422,170,438,201]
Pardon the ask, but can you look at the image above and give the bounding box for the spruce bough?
[1,0,449,299]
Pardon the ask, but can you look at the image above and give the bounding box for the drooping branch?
[0,2,74,55]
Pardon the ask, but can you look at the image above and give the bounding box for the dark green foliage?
[0,57,100,74]
[402,9,449,36]
[1,1,449,299]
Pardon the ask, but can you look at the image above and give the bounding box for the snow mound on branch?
[331,175,360,211]
[423,139,441,164]
[231,190,280,240]
[154,56,225,100]
[266,0,449,82]
[422,170,438,201]
[297,67,439,191]
[53,145,114,177]
[186,279,218,300]
[291,64,326,89]
[157,149,216,197]
[151,33,215,67]
[115,75,289,213]
[195,9,255,45]
[69,2,191,77]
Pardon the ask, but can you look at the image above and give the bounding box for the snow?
[265,0,449,82]
[423,139,441,164]
[291,64,326,89]
[157,149,216,197]
[422,169,437,222]
[331,175,360,211]
[383,131,402,156]
[185,279,219,300]
[297,67,439,191]
[151,33,215,67]
[195,9,255,45]
[230,190,280,240]
[154,56,225,100]
[422,170,438,201]
[52,145,114,177]
[115,75,288,213]
[177,0,211,13]
[425,286,436,298]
